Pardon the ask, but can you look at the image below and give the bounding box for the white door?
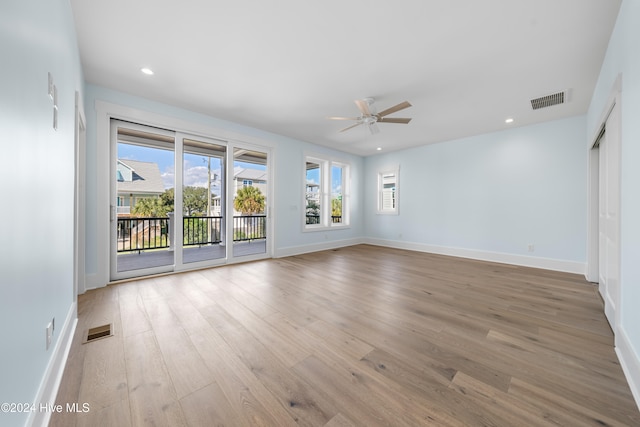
[598,104,621,331]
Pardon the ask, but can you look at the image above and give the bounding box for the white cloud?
[161,166,174,189]
[163,161,223,195]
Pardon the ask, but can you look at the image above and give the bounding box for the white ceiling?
[70,0,621,156]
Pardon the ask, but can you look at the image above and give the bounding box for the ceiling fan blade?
[339,122,363,133]
[327,116,360,121]
[355,99,372,116]
[378,101,412,117]
[377,117,412,124]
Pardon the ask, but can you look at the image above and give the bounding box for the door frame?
[74,91,86,297]
[94,101,275,287]
[587,74,621,332]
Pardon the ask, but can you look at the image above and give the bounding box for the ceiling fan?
[328,98,412,134]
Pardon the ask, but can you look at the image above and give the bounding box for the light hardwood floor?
[51,245,640,426]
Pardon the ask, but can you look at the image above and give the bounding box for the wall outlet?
[528,244,535,252]
[46,322,53,350]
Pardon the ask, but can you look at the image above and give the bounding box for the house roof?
[234,167,267,182]
[117,159,165,195]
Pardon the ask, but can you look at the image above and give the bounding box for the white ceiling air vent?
[530,91,567,110]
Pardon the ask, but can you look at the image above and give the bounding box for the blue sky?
[306,165,343,195]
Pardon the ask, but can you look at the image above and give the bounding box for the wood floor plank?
[76,333,129,412]
[212,290,311,367]
[75,398,132,427]
[359,347,497,426]
[179,382,237,427]
[509,376,640,426]
[118,284,152,338]
[124,330,188,427]
[51,245,640,426]
[449,371,556,426]
[324,413,356,427]
[153,325,214,399]
[292,355,405,427]
[303,319,375,361]
[210,312,340,426]
[189,329,298,427]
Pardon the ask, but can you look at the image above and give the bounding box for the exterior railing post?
[168,212,174,252]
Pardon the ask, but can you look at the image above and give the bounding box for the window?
[242,179,253,187]
[305,155,350,229]
[377,168,399,215]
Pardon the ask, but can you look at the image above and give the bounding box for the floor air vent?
[83,324,113,344]
[530,91,566,110]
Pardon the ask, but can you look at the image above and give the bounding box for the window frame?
[377,166,399,215]
[304,154,350,231]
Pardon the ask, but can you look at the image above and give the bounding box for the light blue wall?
[364,116,587,264]
[83,84,364,278]
[588,0,640,377]
[0,0,83,426]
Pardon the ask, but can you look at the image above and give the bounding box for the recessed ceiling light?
[376,147,382,151]
[505,118,514,124]
[141,67,154,75]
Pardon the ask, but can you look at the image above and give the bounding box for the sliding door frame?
[93,101,275,288]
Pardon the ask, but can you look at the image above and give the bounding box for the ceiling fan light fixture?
[328,98,412,135]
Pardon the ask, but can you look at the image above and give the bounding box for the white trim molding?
[364,238,587,275]
[26,303,77,427]
[616,327,640,412]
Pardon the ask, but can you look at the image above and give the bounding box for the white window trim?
[303,153,351,231]
[377,166,399,215]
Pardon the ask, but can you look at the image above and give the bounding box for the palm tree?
[234,186,265,215]
[131,197,169,217]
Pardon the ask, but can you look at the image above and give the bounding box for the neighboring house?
[116,159,165,216]
[305,182,320,222]
[209,167,268,216]
[233,167,267,197]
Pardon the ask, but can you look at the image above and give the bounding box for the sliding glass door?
[111,121,176,279]
[232,147,268,259]
[180,135,227,267]
[110,120,271,280]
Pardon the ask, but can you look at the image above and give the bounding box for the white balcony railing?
[117,206,131,215]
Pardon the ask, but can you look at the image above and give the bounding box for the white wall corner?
[616,327,640,412]
[26,303,78,427]
[364,237,587,275]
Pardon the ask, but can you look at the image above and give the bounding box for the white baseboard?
[26,303,77,427]
[363,238,587,275]
[274,237,365,258]
[616,327,640,412]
